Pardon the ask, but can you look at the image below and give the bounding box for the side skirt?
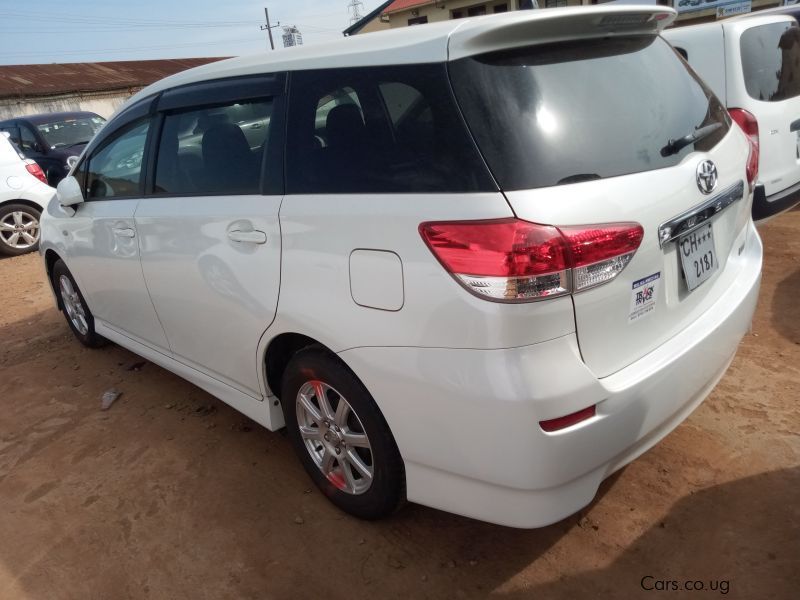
[95,320,286,431]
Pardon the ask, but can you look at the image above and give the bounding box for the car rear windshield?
[740,22,800,102]
[449,36,730,191]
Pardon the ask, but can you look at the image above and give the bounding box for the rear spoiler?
[448,6,676,61]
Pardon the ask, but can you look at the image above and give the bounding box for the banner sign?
[675,0,751,15]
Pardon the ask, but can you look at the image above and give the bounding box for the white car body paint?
[0,134,54,217]
[39,6,763,527]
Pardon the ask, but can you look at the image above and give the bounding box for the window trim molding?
[156,73,287,113]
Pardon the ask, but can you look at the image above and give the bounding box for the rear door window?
[449,36,730,191]
[286,64,495,194]
[153,98,272,196]
[740,21,800,102]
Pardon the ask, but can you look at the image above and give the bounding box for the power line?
[0,10,260,26]
[0,38,256,60]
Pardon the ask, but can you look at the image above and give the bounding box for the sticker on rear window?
[629,272,660,323]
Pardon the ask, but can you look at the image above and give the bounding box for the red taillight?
[559,224,645,292]
[419,219,643,302]
[24,160,47,184]
[728,108,759,190]
[540,405,596,432]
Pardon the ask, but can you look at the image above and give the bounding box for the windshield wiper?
[660,123,722,157]
[62,140,90,149]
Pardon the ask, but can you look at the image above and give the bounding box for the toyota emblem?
[696,160,718,195]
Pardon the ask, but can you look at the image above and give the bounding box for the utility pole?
[347,0,365,25]
[260,7,280,50]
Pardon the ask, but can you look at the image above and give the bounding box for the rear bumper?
[339,225,762,528]
[753,180,800,221]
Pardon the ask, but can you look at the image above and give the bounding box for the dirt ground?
[0,212,797,600]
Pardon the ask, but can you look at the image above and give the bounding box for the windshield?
[36,115,106,149]
[449,36,730,191]
[740,22,800,102]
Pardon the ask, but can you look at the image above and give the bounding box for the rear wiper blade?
[557,173,601,185]
[660,122,722,157]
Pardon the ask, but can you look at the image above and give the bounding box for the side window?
[20,126,39,152]
[286,65,495,194]
[86,119,150,200]
[154,98,272,195]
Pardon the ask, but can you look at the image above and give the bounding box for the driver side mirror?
[56,176,85,208]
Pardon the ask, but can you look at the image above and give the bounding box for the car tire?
[52,259,106,348]
[281,346,405,520]
[0,203,41,256]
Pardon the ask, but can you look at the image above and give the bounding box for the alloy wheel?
[295,380,374,495]
[0,210,39,250]
[59,275,89,336]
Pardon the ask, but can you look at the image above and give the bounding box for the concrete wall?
[0,88,138,121]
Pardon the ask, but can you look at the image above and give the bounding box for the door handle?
[790,118,800,133]
[227,229,267,244]
[112,227,136,238]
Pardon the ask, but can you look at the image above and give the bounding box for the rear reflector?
[419,219,643,302]
[728,108,759,191]
[24,160,47,185]
[540,405,596,433]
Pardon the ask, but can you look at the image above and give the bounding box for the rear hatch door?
[450,31,752,377]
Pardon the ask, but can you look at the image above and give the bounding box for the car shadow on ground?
[504,467,800,600]
[771,267,800,345]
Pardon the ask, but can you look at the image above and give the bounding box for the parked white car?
[40,6,762,528]
[0,133,54,255]
[664,14,800,221]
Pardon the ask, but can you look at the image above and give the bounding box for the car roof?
[725,12,797,29]
[125,6,674,109]
[6,111,103,126]
[0,133,24,160]
[664,12,795,38]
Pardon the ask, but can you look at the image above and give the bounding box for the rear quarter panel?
[264,193,577,367]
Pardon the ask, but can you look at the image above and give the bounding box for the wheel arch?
[43,248,65,308]
[0,198,43,212]
[264,332,326,400]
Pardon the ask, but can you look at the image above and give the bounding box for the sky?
[0,0,387,65]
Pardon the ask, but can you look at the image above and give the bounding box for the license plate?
[678,223,717,291]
